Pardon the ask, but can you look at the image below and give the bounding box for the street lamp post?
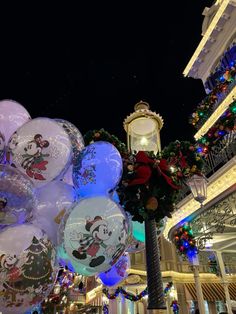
[123,101,166,312]
[187,174,208,314]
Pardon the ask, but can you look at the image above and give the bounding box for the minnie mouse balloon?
[73,141,123,197]
[0,131,5,163]
[32,180,76,245]
[59,196,132,276]
[0,99,31,143]
[0,223,58,314]
[55,119,84,162]
[7,117,72,187]
[0,164,36,227]
[98,253,130,287]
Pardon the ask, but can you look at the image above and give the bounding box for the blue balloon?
[73,141,123,197]
[132,220,145,243]
[98,253,130,287]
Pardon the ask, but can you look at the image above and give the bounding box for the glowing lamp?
[123,101,163,154]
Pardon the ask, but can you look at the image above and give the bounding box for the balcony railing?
[176,131,236,203]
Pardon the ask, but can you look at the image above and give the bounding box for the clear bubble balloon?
[7,117,72,187]
[73,141,123,197]
[32,180,76,245]
[55,119,84,163]
[98,253,130,287]
[0,224,58,314]
[0,164,36,227]
[0,99,31,143]
[59,196,131,276]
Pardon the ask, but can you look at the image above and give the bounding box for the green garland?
[189,61,236,129]
[83,128,128,156]
[196,100,236,154]
[103,287,148,301]
[103,281,173,302]
[83,130,204,223]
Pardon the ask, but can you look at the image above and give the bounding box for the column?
[121,295,128,314]
[175,283,189,314]
[109,289,119,314]
[208,301,217,314]
[192,265,205,314]
[216,251,233,314]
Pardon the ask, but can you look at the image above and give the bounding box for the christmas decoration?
[103,303,109,314]
[189,62,236,129]
[171,300,179,314]
[196,100,236,154]
[84,128,127,156]
[119,140,204,222]
[103,286,148,301]
[174,223,198,259]
[102,281,174,302]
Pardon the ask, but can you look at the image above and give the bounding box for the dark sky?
[0,1,213,147]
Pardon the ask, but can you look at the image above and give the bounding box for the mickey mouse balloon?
[59,196,132,276]
[72,141,123,197]
[7,117,72,187]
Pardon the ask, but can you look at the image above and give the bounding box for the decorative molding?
[183,0,232,78]
[164,157,236,240]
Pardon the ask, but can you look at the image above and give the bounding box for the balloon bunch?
[0,99,133,313]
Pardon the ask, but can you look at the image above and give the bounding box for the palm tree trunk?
[145,218,166,309]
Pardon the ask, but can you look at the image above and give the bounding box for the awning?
[185,283,236,301]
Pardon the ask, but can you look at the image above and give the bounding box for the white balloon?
[0,164,36,227]
[73,141,123,197]
[7,117,72,187]
[59,196,132,276]
[32,180,76,245]
[0,99,31,143]
[0,224,58,314]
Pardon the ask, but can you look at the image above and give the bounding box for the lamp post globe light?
[123,101,166,311]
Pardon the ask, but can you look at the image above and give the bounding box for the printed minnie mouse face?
[93,224,112,241]
[24,141,41,156]
[2,254,18,269]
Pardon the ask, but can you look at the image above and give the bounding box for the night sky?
[0,1,213,147]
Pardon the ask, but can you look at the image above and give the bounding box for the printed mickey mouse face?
[24,141,41,155]
[60,196,131,276]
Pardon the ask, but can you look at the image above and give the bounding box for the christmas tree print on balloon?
[0,234,56,312]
